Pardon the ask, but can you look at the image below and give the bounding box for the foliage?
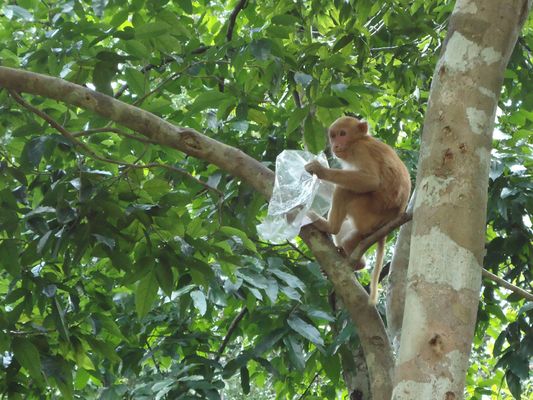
[0,0,531,399]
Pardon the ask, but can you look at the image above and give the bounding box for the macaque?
[305,116,411,305]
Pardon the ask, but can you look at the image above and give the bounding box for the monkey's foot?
[353,259,366,271]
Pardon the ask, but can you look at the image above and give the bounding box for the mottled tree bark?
[393,1,531,399]
[386,195,415,350]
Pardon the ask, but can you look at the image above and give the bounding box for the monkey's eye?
[339,130,346,137]
[330,133,336,139]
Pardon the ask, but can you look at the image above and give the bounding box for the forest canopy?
[0,0,531,399]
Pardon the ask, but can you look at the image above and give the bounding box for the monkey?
[304,116,411,305]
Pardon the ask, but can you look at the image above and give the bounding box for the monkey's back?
[365,137,411,214]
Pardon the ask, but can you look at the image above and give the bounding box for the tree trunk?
[386,195,415,350]
[393,1,531,399]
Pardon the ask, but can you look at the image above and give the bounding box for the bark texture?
[393,1,531,399]
[386,195,415,350]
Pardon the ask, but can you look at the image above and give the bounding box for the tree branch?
[72,127,158,144]
[349,212,413,264]
[0,66,274,199]
[215,307,248,361]
[482,268,533,301]
[226,0,248,42]
[7,90,223,197]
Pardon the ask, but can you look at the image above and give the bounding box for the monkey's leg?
[339,230,366,270]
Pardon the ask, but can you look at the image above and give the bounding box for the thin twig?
[297,372,320,400]
[226,0,248,42]
[133,72,180,106]
[215,307,248,361]
[482,268,533,301]
[114,47,210,98]
[72,127,158,144]
[145,340,163,375]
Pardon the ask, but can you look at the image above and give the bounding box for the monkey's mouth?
[333,150,347,159]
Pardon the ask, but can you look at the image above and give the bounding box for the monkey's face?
[328,117,368,159]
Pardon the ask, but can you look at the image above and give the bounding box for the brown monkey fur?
[305,116,411,305]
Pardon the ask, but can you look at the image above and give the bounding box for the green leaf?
[124,67,146,95]
[135,22,171,39]
[0,240,21,276]
[92,0,106,17]
[189,90,233,113]
[155,263,174,296]
[240,366,250,394]
[21,136,51,167]
[12,337,42,381]
[93,61,116,95]
[505,371,522,399]
[508,353,529,380]
[136,271,159,318]
[270,268,306,291]
[237,269,271,290]
[124,40,150,59]
[253,328,287,355]
[250,39,272,61]
[220,226,257,252]
[315,95,349,108]
[304,117,327,154]
[93,234,115,250]
[176,0,193,14]
[248,109,269,125]
[271,14,300,26]
[287,107,308,134]
[294,72,313,88]
[3,5,33,21]
[284,336,305,371]
[190,290,207,316]
[287,315,324,346]
[332,35,354,52]
[155,34,183,54]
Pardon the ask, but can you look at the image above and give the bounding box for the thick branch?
[299,226,393,398]
[0,66,274,199]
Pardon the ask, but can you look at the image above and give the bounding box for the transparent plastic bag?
[257,150,333,243]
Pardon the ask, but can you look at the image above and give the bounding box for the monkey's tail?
[368,237,386,306]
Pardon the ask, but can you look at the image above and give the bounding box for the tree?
[0,1,531,399]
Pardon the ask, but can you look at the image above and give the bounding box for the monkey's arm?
[305,161,379,192]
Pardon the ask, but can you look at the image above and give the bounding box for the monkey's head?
[328,116,369,159]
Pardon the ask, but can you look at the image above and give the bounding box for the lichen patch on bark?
[408,227,482,292]
[456,0,478,14]
[444,32,502,72]
[466,107,489,135]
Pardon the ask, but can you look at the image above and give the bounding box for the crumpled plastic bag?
[257,150,333,243]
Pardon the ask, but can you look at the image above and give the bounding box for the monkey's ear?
[358,121,368,134]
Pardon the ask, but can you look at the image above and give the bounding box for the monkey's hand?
[305,160,326,179]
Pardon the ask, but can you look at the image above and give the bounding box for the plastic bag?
[257,150,333,243]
